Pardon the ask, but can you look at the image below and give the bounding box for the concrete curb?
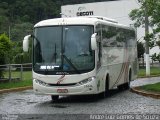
[0,86,33,94]
[138,75,160,79]
[130,87,160,99]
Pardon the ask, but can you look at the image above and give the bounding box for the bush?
[0,34,12,78]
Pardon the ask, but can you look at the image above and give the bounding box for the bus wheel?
[124,69,132,89]
[51,95,59,101]
[125,69,132,89]
[118,69,131,90]
[101,75,109,98]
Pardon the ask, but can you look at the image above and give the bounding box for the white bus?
[23,16,138,101]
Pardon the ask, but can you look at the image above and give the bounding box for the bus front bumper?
[33,78,98,96]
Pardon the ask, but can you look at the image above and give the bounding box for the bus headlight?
[34,79,48,86]
[77,76,96,85]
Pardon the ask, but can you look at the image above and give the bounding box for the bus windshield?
[33,25,94,75]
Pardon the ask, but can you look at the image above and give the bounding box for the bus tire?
[126,69,132,89]
[100,74,109,98]
[124,69,132,89]
[118,69,131,90]
[51,95,59,101]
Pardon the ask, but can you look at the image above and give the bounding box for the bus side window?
[96,24,102,61]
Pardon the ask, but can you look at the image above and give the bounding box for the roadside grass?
[0,71,32,90]
[4,71,32,81]
[137,67,160,93]
[139,82,160,93]
[138,67,160,77]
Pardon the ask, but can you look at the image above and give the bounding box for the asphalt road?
[0,79,160,120]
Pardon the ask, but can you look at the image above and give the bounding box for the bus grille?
[48,83,77,86]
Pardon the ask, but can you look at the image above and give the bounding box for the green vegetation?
[138,67,160,77]
[129,0,160,47]
[139,82,160,93]
[138,67,160,93]
[0,79,32,90]
[137,41,145,59]
[4,71,32,81]
[0,34,12,78]
[0,71,32,90]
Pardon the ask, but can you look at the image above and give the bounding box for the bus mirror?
[91,33,97,50]
[23,35,31,52]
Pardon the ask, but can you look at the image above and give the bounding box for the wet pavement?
[0,77,160,116]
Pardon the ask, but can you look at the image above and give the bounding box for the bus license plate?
[57,89,68,93]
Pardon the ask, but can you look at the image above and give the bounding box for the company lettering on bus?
[77,11,94,16]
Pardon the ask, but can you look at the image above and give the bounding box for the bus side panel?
[102,47,127,89]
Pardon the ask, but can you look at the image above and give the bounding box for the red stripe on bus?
[111,48,128,88]
[57,75,65,84]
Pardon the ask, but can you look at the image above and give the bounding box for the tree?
[129,0,160,38]
[11,22,33,41]
[137,41,145,58]
[0,34,12,78]
[150,53,160,65]
[129,0,160,76]
[151,39,160,65]
[0,2,10,35]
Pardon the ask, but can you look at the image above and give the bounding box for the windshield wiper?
[62,54,81,74]
[54,43,57,63]
[61,27,80,74]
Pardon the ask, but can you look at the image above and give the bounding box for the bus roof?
[34,17,133,30]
